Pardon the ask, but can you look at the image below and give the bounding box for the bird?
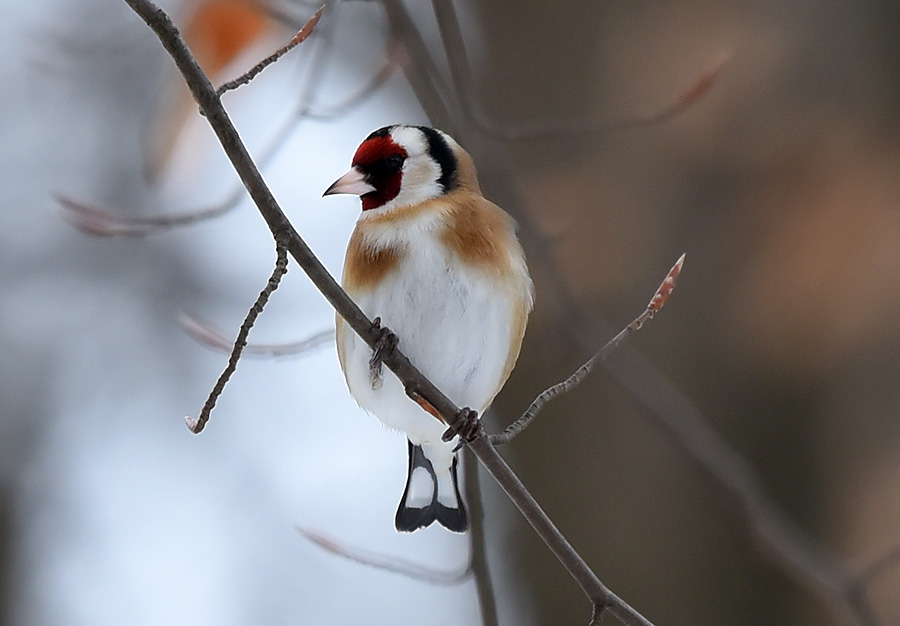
[324,125,533,532]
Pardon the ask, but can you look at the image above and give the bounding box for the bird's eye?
[385,155,405,172]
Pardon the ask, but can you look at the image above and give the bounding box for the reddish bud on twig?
[648,252,685,314]
[490,254,686,445]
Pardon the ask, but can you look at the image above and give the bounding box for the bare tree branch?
[609,51,731,131]
[490,254,685,445]
[122,2,657,624]
[381,0,457,132]
[178,313,333,358]
[57,193,239,237]
[186,244,289,434]
[296,527,471,584]
[303,55,397,120]
[463,448,500,626]
[430,0,727,141]
[216,5,325,96]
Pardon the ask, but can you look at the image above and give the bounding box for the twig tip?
[648,253,687,313]
[185,416,202,433]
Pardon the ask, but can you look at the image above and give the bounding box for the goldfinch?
[324,125,533,532]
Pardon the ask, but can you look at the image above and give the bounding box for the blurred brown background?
[448,1,900,625]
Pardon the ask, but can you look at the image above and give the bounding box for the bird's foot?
[368,316,398,390]
[442,407,482,451]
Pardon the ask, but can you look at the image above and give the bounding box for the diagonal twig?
[462,446,500,626]
[185,244,289,433]
[216,4,325,96]
[609,51,731,131]
[296,527,471,585]
[178,313,333,358]
[56,193,240,237]
[430,0,727,141]
[490,253,685,445]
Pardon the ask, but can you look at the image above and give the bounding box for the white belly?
[339,238,515,447]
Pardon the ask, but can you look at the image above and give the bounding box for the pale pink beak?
[323,167,376,196]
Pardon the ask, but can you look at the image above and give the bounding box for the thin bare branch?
[124,0,458,427]
[430,0,727,140]
[381,0,458,132]
[216,5,325,96]
[296,527,471,585]
[463,448,500,626]
[484,53,729,140]
[490,254,685,445]
[56,193,238,237]
[609,51,731,131]
[260,0,326,30]
[303,55,397,120]
[178,313,333,358]
[185,245,289,433]
[124,3,657,623]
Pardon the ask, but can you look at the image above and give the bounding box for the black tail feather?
[395,440,468,533]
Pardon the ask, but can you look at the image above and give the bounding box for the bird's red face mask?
[324,135,408,211]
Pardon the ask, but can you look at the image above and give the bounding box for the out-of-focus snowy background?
[2,1,900,625]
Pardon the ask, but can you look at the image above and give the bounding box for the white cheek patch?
[367,126,444,214]
[398,157,443,203]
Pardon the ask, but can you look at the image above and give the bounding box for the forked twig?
[490,253,685,445]
[216,5,325,96]
[178,313,333,358]
[185,244,289,433]
[296,527,471,585]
